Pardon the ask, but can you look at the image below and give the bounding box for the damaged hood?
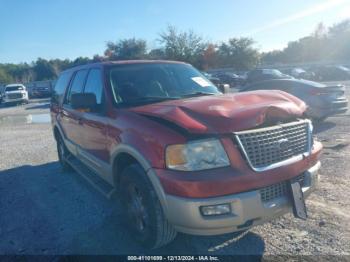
[131,91,307,134]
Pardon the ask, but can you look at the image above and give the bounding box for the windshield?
[5,86,24,92]
[108,63,220,106]
[293,68,305,73]
[262,69,286,77]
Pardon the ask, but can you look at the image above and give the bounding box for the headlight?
[166,138,230,171]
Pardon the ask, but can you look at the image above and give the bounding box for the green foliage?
[217,38,260,70]
[262,19,350,65]
[104,38,147,60]
[158,26,207,68]
[33,58,57,81]
[148,48,166,60]
[0,68,13,84]
[1,19,350,83]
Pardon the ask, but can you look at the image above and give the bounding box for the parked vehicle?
[313,65,350,81]
[2,84,29,105]
[30,86,51,98]
[27,80,54,98]
[0,85,4,103]
[241,78,348,121]
[51,60,322,249]
[211,72,245,87]
[280,68,316,81]
[202,72,230,93]
[245,69,292,84]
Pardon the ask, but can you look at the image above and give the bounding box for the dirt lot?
[0,86,350,257]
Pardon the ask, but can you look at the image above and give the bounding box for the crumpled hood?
[131,90,307,134]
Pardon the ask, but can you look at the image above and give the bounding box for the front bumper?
[308,98,348,118]
[3,97,28,103]
[164,161,320,236]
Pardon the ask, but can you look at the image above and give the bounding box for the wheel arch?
[111,145,169,213]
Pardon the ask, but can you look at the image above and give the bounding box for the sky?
[0,0,350,63]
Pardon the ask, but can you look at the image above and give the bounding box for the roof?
[61,60,187,73]
[5,83,25,87]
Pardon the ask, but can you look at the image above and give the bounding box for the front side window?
[65,70,88,105]
[108,63,220,107]
[84,69,103,104]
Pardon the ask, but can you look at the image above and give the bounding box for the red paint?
[156,141,322,198]
[131,91,307,134]
[51,61,322,199]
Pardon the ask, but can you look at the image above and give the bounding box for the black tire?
[56,135,72,171]
[120,164,177,249]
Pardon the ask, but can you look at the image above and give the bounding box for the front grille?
[260,174,305,202]
[260,181,288,202]
[235,120,311,171]
[7,93,23,99]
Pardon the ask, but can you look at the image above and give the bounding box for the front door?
[60,69,88,148]
[78,68,109,178]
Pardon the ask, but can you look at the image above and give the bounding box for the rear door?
[60,69,88,148]
[78,68,109,174]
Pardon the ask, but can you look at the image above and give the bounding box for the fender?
[110,144,169,214]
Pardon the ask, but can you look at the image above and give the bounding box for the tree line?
[1,20,349,84]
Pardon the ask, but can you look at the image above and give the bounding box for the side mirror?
[71,93,97,111]
[219,84,230,93]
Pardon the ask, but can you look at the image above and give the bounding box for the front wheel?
[120,164,177,249]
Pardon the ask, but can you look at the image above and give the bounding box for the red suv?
[51,61,322,249]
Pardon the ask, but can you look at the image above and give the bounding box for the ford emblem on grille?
[275,138,290,151]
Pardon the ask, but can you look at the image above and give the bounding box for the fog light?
[200,203,231,216]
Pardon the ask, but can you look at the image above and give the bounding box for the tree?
[200,44,218,70]
[158,26,206,68]
[33,58,57,81]
[217,38,260,70]
[148,48,166,60]
[313,22,327,38]
[0,68,13,84]
[104,38,147,60]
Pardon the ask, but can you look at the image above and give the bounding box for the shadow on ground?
[313,120,336,134]
[0,162,265,256]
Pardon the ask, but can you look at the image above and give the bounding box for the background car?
[202,72,230,93]
[312,65,350,81]
[211,71,245,87]
[240,78,348,121]
[245,69,292,84]
[30,86,52,98]
[2,84,29,105]
[280,68,316,80]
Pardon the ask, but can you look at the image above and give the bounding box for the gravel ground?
[0,89,350,258]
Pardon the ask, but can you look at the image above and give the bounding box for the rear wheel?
[56,135,72,171]
[120,164,177,249]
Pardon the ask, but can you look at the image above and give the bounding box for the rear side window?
[65,70,88,105]
[52,72,72,104]
[84,69,103,104]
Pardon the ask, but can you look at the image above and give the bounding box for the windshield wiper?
[181,92,217,98]
[124,96,180,105]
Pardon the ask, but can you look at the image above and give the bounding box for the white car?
[3,84,29,104]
